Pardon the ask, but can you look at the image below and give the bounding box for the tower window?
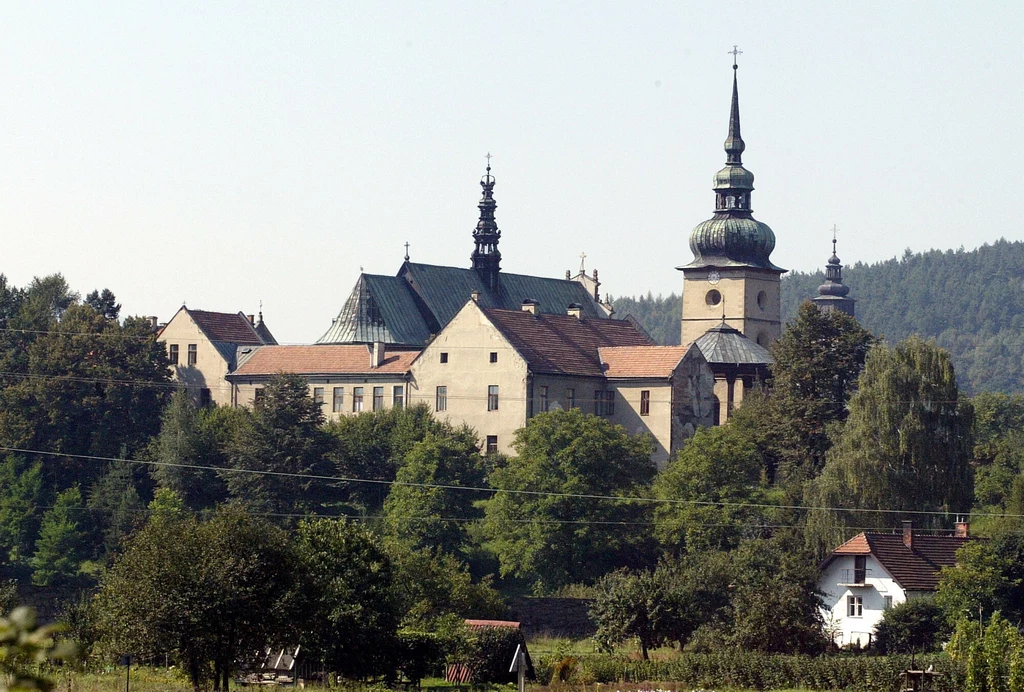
[705,289,722,306]
[757,290,767,310]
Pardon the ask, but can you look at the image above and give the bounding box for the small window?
[200,388,211,407]
[436,386,447,412]
[605,390,615,416]
[485,435,498,455]
[847,595,863,618]
[567,388,576,409]
[487,385,499,411]
[352,387,364,412]
[757,290,767,310]
[168,344,179,365]
[254,387,265,404]
[187,343,197,365]
[373,386,384,411]
[705,289,722,307]
[594,390,603,416]
[393,385,404,409]
[440,352,449,364]
[640,390,650,416]
[489,352,498,363]
[332,387,345,413]
[883,596,893,610]
[539,385,549,412]
[313,387,325,406]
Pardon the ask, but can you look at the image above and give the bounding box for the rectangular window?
[313,387,325,407]
[487,385,499,411]
[594,390,604,416]
[436,386,447,412]
[883,596,893,610]
[847,595,863,618]
[605,390,615,416]
[373,386,384,411]
[254,387,265,404]
[440,352,449,364]
[187,343,197,365]
[540,385,549,412]
[489,352,498,363]
[393,385,404,408]
[168,344,179,365]
[854,555,867,584]
[640,390,650,416]
[567,388,576,409]
[485,435,498,455]
[332,387,345,413]
[352,387,364,412]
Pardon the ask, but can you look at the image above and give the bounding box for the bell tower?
[677,52,785,348]
[471,154,502,290]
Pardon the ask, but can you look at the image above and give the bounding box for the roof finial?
[404,241,410,262]
[729,45,742,69]
[484,151,493,182]
[258,300,263,323]
[831,224,838,256]
[579,251,587,274]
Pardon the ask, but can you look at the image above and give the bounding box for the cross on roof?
[404,241,410,261]
[579,251,587,273]
[485,151,492,169]
[831,224,839,253]
[729,45,742,67]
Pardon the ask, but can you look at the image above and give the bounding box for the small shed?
[446,620,534,684]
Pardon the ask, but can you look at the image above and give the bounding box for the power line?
[2,445,1016,520]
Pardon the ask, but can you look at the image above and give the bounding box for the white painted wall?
[817,555,907,648]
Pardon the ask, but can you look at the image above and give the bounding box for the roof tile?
[189,309,265,344]
[231,344,419,377]
[828,531,972,592]
[600,346,692,378]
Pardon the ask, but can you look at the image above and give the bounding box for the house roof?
[230,344,419,377]
[599,345,694,378]
[318,263,607,347]
[464,619,522,630]
[187,309,267,345]
[481,307,654,377]
[692,320,773,366]
[827,532,972,591]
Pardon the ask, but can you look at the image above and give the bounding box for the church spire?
[725,46,745,165]
[471,153,502,289]
[813,226,855,317]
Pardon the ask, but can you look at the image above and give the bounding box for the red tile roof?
[828,531,972,591]
[188,309,265,344]
[482,308,654,377]
[600,345,693,378]
[231,344,419,377]
[464,619,521,629]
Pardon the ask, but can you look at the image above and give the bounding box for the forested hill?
[611,238,1024,395]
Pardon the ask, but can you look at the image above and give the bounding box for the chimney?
[521,299,538,315]
[565,270,571,280]
[470,290,480,303]
[371,341,386,368]
[567,303,582,319]
[902,520,913,548]
[955,517,969,538]
[247,314,255,325]
[148,316,158,332]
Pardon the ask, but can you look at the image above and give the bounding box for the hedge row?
[534,651,964,692]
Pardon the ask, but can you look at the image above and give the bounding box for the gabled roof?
[599,345,694,378]
[230,344,419,378]
[481,307,654,377]
[827,532,972,592]
[693,320,773,366]
[188,309,266,345]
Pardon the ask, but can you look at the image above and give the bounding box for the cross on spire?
[404,241,410,262]
[485,151,492,170]
[579,251,587,273]
[729,45,742,68]
[831,224,839,254]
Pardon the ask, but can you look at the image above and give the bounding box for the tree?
[84,289,120,320]
[482,409,656,592]
[224,374,335,517]
[93,504,296,691]
[29,487,87,586]
[0,458,42,566]
[653,425,767,553]
[805,337,974,555]
[591,568,668,660]
[657,551,733,649]
[86,462,143,559]
[383,428,487,557]
[726,537,825,654]
[747,302,873,486]
[936,541,1023,625]
[293,518,400,680]
[0,607,75,692]
[873,598,948,654]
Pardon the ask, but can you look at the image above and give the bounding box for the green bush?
[533,651,965,691]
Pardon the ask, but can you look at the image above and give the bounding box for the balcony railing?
[838,568,871,586]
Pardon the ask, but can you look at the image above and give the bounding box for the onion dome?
[681,60,784,273]
[818,238,851,297]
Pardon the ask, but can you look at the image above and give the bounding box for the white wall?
[817,554,907,648]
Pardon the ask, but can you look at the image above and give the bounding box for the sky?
[2,2,1022,343]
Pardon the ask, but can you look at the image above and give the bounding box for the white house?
[817,521,971,648]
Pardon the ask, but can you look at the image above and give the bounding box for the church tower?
[471,158,502,290]
[678,57,785,348]
[812,232,855,316]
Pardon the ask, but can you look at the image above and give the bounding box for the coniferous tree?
[0,457,42,566]
[29,487,87,586]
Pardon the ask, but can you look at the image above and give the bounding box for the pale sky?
[2,2,1022,342]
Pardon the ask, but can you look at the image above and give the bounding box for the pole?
[125,657,130,692]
